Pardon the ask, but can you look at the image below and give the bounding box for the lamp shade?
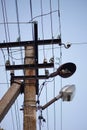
[57,62,76,78]
[60,84,76,101]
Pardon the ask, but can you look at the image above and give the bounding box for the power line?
[45,83,49,130]
[3,0,10,42]
[1,0,8,42]
[14,102,19,130]
[1,0,10,60]
[40,0,45,60]
[0,82,9,84]
[57,1,63,130]
[71,42,87,45]
[29,0,34,39]
[15,0,24,65]
[38,79,54,98]
[49,0,53,38]
[9,54,24,60]
[1,42,87,55]
[0,9,59,25]
[49,0,56,129]
[57,0,62,39]
[14,100,21,130]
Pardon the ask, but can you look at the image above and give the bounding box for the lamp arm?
[47,71,59,78]
[41,94,62,110]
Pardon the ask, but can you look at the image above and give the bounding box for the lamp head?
[57,62,76,78]
[60,84,76,101]
[47,62,76,78]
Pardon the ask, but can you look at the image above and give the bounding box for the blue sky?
[0,0,87,130]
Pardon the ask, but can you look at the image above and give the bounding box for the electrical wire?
[49,1,57,130]
[40,1,50,129]
[38,79,54,98]
[71,42,87,45]
[38,0,61,129]
[7,42,87,57]
[0,9,59,25]
[10,1,22,129]
[14,102,19,130]
[15,0,24,65]
[1,0,7,42]
[30,9,59,22]
[40,0,44,39]
[3,0,14,68]
[40,0,46,63]
[59,45,63,130]
[45,83,49,130]
[57,1,63,130]
[39,2,47,130]
[29,0,34,39]
[0,82,9,84]
[7,0,21,128]
[14,100,21,130]
[3,0,10,42]
[1,0,9,60]
[8,54,24,60]
[0,41,86,55]
[49,0,53,38]
[58,0,62,38]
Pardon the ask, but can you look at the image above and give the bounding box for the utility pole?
[0,22,61,129]
[24,45,36,130]
[24,22,38,130]
[0,80,22,122]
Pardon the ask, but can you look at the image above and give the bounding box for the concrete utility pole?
[0,21,61,129]
[24,22,38,130]
[24,45,36,130]
[0,80,21,122]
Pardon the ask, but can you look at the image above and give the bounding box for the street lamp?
[47,62,76,78]
[40,84,75,110]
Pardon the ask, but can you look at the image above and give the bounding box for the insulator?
[10,70,14,75]
[43,58,47,64]
[49,57,54,63]
[5,60,10,66]
[43,118,46,122]
[45,69,49,76]
[64,42,71,49]
[66,43,71,48]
